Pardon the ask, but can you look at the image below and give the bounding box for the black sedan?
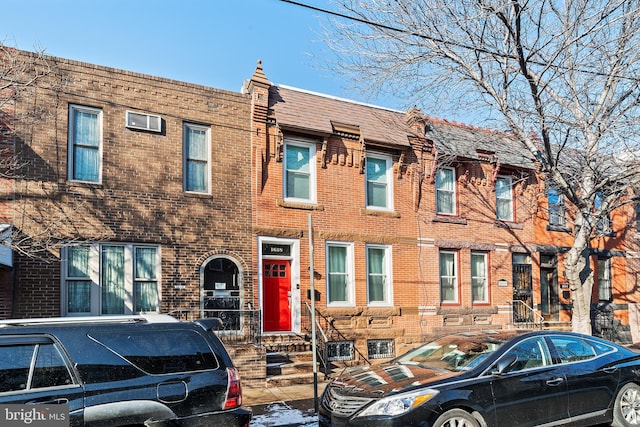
[319,330,640,427]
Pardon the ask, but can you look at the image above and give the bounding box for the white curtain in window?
[68,281,91,313]
[68,246,90,277]
[135,247,158,312]
[67,246,91,313]
[187,127,208,191]
[436,169,454,214]
[471,253,487,302]
[73,110,99,181]
[440,252,456,301]
[328,246,347,303]
[368,247,385,302]
[102,246,125,314]
[496,178,512,220]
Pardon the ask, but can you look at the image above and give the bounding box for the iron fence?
[167,308,261,346]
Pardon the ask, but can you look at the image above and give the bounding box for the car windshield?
[396,333,512,371]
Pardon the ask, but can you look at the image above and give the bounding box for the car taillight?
[224,367,243,410]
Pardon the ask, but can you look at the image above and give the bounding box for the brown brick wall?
[8,50,253,318]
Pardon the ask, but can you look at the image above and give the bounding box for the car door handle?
[602,367,617,374]
[546,377,564,386]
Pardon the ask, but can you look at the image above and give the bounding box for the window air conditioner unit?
[126,111,162,132]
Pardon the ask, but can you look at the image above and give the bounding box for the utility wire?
[277,0,640,82]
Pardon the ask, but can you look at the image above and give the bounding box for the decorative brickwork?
[4,50,253,320]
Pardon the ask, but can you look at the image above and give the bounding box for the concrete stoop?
[265,346,325,387]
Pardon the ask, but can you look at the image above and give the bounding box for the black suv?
[0,315,252,426]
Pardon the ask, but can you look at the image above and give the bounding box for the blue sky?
[1,0,405,110]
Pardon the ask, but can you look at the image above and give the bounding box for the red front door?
[263,260,292,332]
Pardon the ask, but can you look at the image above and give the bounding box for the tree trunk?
[564,222,593,335]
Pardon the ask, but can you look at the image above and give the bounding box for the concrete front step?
[267,350,319,376]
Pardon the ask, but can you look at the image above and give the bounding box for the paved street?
[244,380,324,426]
[250,398,318,426]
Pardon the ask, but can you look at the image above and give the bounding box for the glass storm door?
[263,260,291,332]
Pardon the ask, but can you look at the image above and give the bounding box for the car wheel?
[433,409,480,427]
[613,383,640,426]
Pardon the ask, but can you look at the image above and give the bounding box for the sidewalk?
[243,379,329,406]
[244,381,329,426]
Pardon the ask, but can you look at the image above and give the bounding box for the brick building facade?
[2,50,639,383]
[1,49,254,326]
[247,64,543,360]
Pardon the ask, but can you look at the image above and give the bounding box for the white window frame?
[326,241,355,306]
[436,167,456,215]
[283,138,317,203]
[365,153,394,211]
[440,250,459,304]
[471,252,489,304]
[496,176,514,221]
[68,104,103,183]
[595,192,612,234]
[548,186,566,227]
[598,257,612,302]
[61,243,161,316]
[183,123,211,194]
[366,244,393,306]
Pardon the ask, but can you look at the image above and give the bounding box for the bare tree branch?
[325,0,640,334]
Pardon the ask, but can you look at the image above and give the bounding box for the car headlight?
[355,389,439,418]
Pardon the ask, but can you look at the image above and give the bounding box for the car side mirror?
[492,354,518,375]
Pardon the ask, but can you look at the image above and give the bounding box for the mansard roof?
[425,118,536,170]
[266,83,535,170]
[268,85,415,149]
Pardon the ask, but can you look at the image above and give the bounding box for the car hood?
[327,363,463,399]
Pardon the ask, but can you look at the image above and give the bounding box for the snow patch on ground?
[250,402,318,426]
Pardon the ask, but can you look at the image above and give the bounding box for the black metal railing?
[509,299,544,329]
[303,302,370,378]
[167,309,261,346]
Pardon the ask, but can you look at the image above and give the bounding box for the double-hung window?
[68,104,102,183]
[548,187,566,227]
[496,176,513,221]
[184,123,211,193]
[471,252,488,303]
[63,243,160,316]
[326,242,354,306]
[440,250,458,303]
[436,167,456,214]
[595,192,612,234]
[367,244,392,305]
[597,257,612,302]
[365,153,393,210]
[284,139,316,202]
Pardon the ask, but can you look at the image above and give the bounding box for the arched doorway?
[201,256,241,331]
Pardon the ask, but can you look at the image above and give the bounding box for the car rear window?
[89,329,220,374]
